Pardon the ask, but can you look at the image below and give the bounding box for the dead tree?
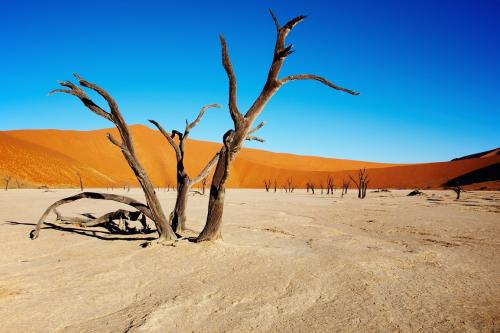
[274,179,277,193]
[16,179,23,189]
[350,169,369,199]
[326,176,334,194]
[306,181,315,195]
[149,104,221,234]
[452,185,463,200]
[264,179,271,192]
[77,172,84,191]
[320,181,324,195]
[40,74,177,241]
[195,10,358,241]
[341,178,350,196]
[286,178,294,193]
[3,175,11,191]
[201,177,208,195]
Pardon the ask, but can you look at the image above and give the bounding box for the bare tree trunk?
[171,177,191,233]
[197,145,230,241]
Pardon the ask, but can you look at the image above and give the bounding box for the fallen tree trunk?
[29,192,153,239]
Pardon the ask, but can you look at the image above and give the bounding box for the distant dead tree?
[326,176,334,194]
[264,179,271,192]
[306,181,315,194]
[196,10,358,241]
[3,175,11,191]
[350,169,369,199]
[149,103,221,234]
[341,178,350,196]
[31,74,177,241]
[16,179,23,189]
[320,181,324,195]
[452,185,463,200]
[77,172,84,191]
[274,179,277,193]
[201,177,208,195]
[286,178,295,193]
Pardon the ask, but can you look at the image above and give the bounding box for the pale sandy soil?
[0,189,499,332]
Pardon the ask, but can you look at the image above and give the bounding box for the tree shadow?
[5,220,158,242]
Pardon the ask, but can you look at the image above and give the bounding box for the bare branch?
[49,81,112,122]
[171,130,183,140]
[219,34,243,126]
[248,121,265,135]
[106,133,125,150]
[191,153,220,184]
[245,13,308,121]
[282,15,307,31]
[149,120,182,161]
[269,9,280,31]
[246,136,265,143]
[185,104,221,134]
[280,74,359,95]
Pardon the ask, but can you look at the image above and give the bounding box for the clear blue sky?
[1,0,499,163]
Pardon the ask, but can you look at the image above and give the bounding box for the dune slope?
[1,126,498,189]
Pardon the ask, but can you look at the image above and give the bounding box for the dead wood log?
[149,104,221,234]
[29,192,153,239]
[196,10,358,241]
[50,74,176,240]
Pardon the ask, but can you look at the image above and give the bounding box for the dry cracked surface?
[0,189,499,332]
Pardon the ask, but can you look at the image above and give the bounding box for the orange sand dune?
[1,125,498,189]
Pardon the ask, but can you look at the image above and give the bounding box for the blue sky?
[1,0,498,163]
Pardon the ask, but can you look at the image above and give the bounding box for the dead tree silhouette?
[326,176,335,194]
[77,172,84,191]
[149,103,221,233]
[201,177,208,195]
[452,184,463,200]
[264,179,271,192]
[32,74,177,241]
[286,178,295,193]
[341,178,350,196]
[350,169,369,199]
[196,10,358,242]
[3,175,11,191]
[306,181,315,194]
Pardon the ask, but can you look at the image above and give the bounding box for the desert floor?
[0,189,499,332]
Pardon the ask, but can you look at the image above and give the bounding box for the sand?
[2,126,498,190]
[0,189,499,332]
